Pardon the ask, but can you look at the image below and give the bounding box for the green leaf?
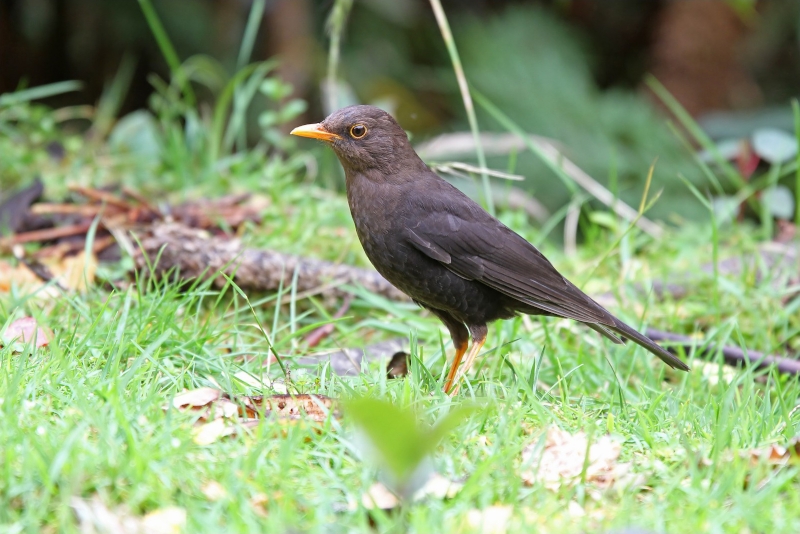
[344,398,476,482]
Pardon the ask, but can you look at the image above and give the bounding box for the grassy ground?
[2,128,800,533]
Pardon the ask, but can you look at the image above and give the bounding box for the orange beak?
[290,123,341,142]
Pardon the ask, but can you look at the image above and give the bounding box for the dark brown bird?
[291,105,689,393]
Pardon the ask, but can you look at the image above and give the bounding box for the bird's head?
[291,105,424,176]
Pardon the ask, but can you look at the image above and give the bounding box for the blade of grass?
[137,0,196,107]
[210,62,270,162]
[0,81,82,107]
[219,273,289,382]
[429,0,493,215]
[580,160,659,286]
[647,76,743,190]
[90,54,137,140]
[679,174,720,318]
[793,99,800,226]
[231,0,267,150]
[237,0,266,70]
[325,0,354,113]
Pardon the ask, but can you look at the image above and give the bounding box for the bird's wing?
[406,210,616,326]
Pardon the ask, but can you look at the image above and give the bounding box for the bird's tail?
[602,319,689,371]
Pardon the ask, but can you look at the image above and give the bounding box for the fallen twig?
[132,223,408,301]
[646,329,800,375]
[69,185,134,210]
[0,222,94,249]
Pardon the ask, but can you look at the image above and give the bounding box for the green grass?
[2,3,799,530]
[2,140,800,531]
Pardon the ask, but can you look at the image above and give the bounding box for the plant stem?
[429,0,493,215]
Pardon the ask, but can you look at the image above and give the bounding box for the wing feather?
[406,210,615,326]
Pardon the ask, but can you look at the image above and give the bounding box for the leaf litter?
[521,426,634,491]
[71,495,186,534]
[169,387,336,444]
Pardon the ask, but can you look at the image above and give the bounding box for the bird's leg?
[443,338,468,394]
[425,308,469,394]
[448,324,487,396]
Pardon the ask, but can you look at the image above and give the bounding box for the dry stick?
[30,203,108,217]
[132,223,408,302]
[0,222,94,249]
[646,329,800,375]
[68,185,134,210]
[121,187,160,215]
[135,223,800,375]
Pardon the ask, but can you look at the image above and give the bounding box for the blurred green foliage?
[455,5,707,223]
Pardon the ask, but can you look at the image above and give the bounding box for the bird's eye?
[349,124,367,139]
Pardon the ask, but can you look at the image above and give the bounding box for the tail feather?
[587,322,624,345]
[605,319,690,371]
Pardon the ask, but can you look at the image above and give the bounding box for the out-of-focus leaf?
[752,128,797,164]
[108,110,163,160]
[344,398,475,484]
[698,138,744,163]
[345,398,425,481]
[762,185,796,220]
[260,79,293,101]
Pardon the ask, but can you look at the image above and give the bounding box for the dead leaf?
[200,481,227,501]
[171,389,337,443]
[361,482,400,510]
[172,387,222,409]
[249,394,336,422]
[249,493,269,517]
[2,316,52,348]
[465,505,514,534]
[743,438,800,466]
[48,250,97,291]
[698,361,737,389]
[141,507,186,534]
[521,426,630,491]
[0,260,41,292]
[193,418,237,445]
[71,495,186,534]
[360,473,463,511]
[413,472,463,500]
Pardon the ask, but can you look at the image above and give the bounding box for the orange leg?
[447,338,486,396]
[443,338,468,394]
[448,326,487,396]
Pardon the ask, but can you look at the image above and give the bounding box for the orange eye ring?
[350,124,367,139]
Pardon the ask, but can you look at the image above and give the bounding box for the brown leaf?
[249,493,269,517]
[743,438,800,466]
[521,426,630,491]
[172,387,222,410]
[48,250,97,291]
[171,389,337,444]
[0,261,41,292]
[2,317,52,348]
[248,394,336,423]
